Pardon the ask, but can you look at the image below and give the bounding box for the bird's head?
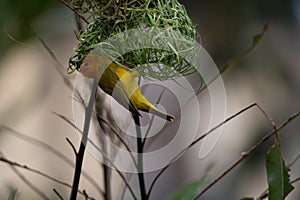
[77,55,112,79]
[78,55,99,79]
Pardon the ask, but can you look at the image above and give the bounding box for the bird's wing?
[103,67,141,117]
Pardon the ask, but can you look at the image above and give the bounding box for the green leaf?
[252,21,268,47]
[265,141,294,200]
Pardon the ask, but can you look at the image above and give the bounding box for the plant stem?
[70,80,97,200]
[133,115,147,200]
[101,132,111,200]
[103,163,111,200]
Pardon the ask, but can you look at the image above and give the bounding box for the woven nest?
[68,0,198,81]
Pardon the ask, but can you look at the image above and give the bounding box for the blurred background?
[0,0,299,199]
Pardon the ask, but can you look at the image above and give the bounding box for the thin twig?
[291,176,300,184]
[59,0,89,24]
[255,104,280,143]
[29,28,73,90]
[143,23,270,170]
[120,172,135,200]
[257,175,300,200]
[170,22,269,123]
[53,189,64,200]
[52,111,138,169]
[256,190,268,200]
[0,156,92,198]
[96,114,138,168]
[138,25,270,193]
[102,156,112,200]
[70,80,136,199]
[0,157,71,189]
[0,125,103,195]
[255,104,277,132]
[194,110,300,199]
[66,138,78,156]
[53,109,138,199]
[147,103,257,198]
[87,136,138,200]
[147,105,299,199]
[32,24,97,198]
[288,153,300,168]
[0,151,50,200]
[74,9,84,33]
[83,190,89,200]
[98,114,112,200]
[197,22,269,95]
[70,79,97,200]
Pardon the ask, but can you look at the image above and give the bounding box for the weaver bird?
[78,54,174,122]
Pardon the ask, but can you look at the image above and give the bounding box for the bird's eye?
[83,62,90,67]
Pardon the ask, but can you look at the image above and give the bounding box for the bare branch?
[197,22,269,95]
[53,189,64,200]
[59,0,89,24]
[82,190,95,200]
[0,151,50,200]
[257,175,300,200]
[255,104,277,132]
[288,153,300,168]
[291,176,300,184]
[147,103,257,197]
[96,114,138,168]
[74,10,84,33]
[66,137,78,156]
[194,110,300,199]
[172,22,269,122]
[53,106,138,199]
[70,79,97,199]
[53,107,138,168]
[0,125,103,195]
[0,156,92,198]
[87,136,138,200]
[147,105,300,199]
[29,28,73,90]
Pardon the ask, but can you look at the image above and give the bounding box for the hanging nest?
[68,0,198,81]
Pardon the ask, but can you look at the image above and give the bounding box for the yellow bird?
[78,54,174,122]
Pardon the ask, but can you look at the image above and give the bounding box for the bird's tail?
[149,108,175,122]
